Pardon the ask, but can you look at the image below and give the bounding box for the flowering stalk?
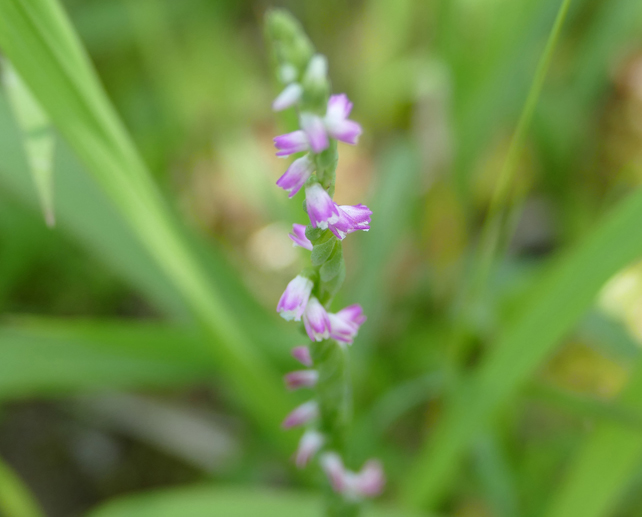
[267,10,384,517]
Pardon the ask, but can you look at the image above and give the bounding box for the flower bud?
[282,401,319,429]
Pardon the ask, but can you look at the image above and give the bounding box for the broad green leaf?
[311,235,336,266]
[0,318,214,399]
[525,382,642,432]
[0,456,43,517]
[87,486,429,517]
[0,99,298,365]
[320,246,343,283]
[403,185,642,508]
[543,359,642,517]
[2,61,55,226]
[0,0,293,449]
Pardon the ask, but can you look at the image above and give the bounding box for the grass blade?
[87,485,428,517]
[0,318,214,399]
[2,61,55,226]
[403,184,642,508]
[0,0,292,449]
[543,359,642,517]
[0,457,43,517]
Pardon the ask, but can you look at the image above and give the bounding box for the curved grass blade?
[87,485,430,517]
[0,318,214,399]
[543,359,642,517]
[0,0,293,450]
[403,185,642,508]
[2,61,55,226]
[0,457,43,517]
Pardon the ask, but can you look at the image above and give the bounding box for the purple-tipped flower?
[292,346,313,367]
[272,83,303,111]
[324,94,362,145]
[277,275,313,321]
[284,370,319,390]
[289,224,313,251]
[274,130,310,157]
[320,452,385,500]
[354,460,386,497]
[301,113,329,153]
[276,155,314,197]
[329,204,372,240]
[303,296,332,342]
[282,401,319,429]
[329,304,367,345]
[320,452,347,492]
[306,184,340,230]
[295,430,325,468]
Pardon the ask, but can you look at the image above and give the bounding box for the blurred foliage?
[0,0,641,516]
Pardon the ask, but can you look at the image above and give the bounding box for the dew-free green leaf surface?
[404,185,642,508]
[0,0,293,450]
[0,318,213,399]
[0,457,43,517]
[87,486,429,517]
[2,61,55,227]
[543,359,642,517]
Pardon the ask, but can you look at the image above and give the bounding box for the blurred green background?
[1,0,642,516]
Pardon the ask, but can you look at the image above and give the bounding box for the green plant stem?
[311,339,357,517]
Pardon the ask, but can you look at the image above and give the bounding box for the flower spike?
[267,11,384,506]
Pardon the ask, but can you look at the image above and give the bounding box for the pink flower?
[303,297,331,342]
[277,275,313,321]
[289,224,313,251]
[306,184,340,230]
[354,460,386,497]
[282,401,319,429]
[295,430,325,468]
[272,83,303,111]
[284,370,319,390]
[320,452,385,500]
[329,304,366,345]
[273,94,362,157]
[324,94,362,145]
[320,452,347,492]
[328,204,372,240]
[292,346,313,367]
[300,113,329,153]
[274,130,310,157]
[276,155,314,197]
